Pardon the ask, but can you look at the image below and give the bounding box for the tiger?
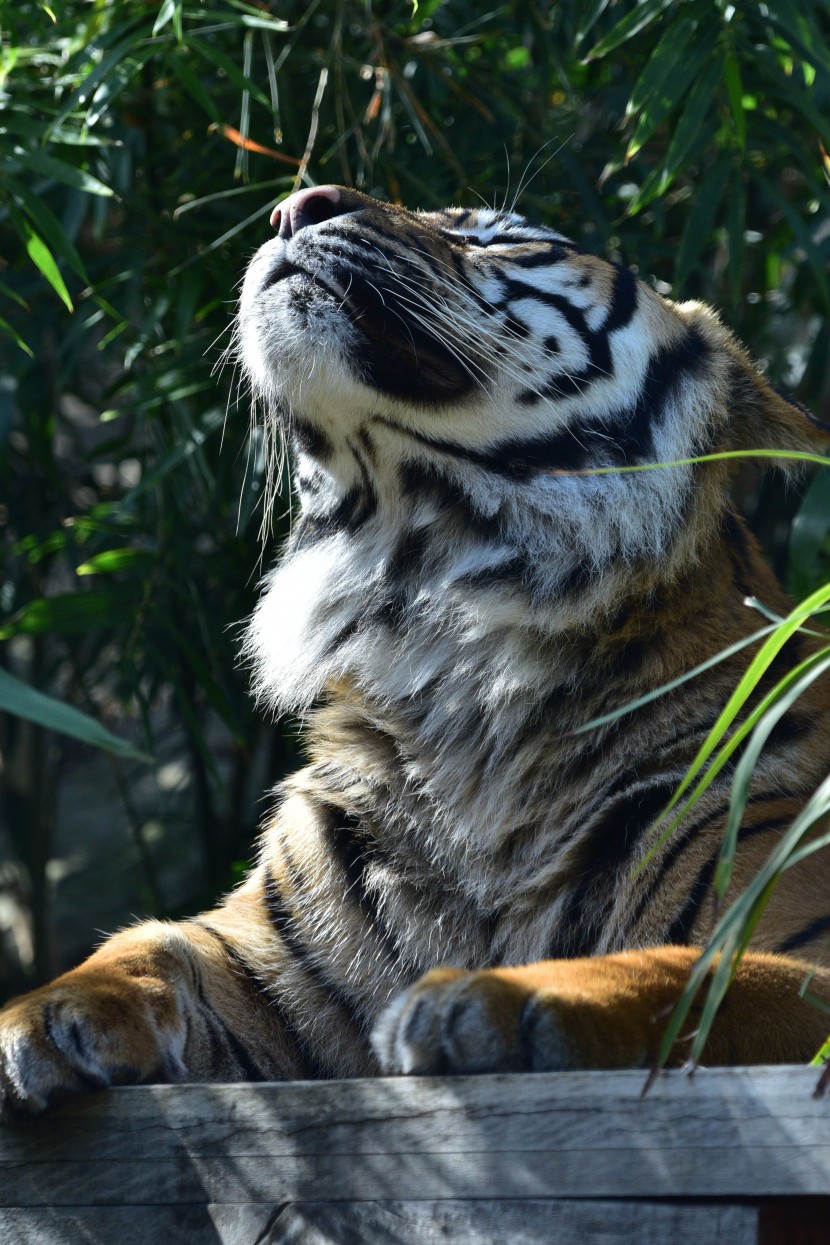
[2,183,830,1116]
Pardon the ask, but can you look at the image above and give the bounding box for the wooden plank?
[267,1199,761,1245]
[1,1067,829,1205]
[0,1205,282,1245]
[0,1200,761,1245]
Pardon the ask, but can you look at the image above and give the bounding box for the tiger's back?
[1,185,829,1110]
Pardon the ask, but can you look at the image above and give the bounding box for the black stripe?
[555,779,686,955]
[504,244,574,267]
[398,458,504,539]
[604,264,639,333]
[663,852,720,946]
[661,813,796,945]
[41,1003,108,1091]
[631,806,795,937]
[387,525,430,586]
[189,918,313,1080]
[196,988,263,1080]
[777,915,830,954]
[292,418,334,463]
[296,480,377,546]
[315,805,408,973]
[262,865,369,1037]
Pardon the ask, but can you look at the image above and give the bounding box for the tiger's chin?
[239,246,476,417]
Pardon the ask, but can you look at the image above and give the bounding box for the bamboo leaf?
[152,0,183,39]
[186,37,272,109]
[0,316,34,357]
[625,17,698,119]
[625,39,710,161]
[789,473,830,596]
[642,578,830,859]
[87,48,156,126]
[675,152,731,290]
[19,149,115,198]
[8,204,73,310]
[723,50,746,149]
[76,548,154,575]
[572,622,778,735]
[726,172,745,304]
[0,590,140,638]
[627,56,721,214]
[753,172,830,310]
[46,26,154,134]
[0,668,151,764]
[6,175,89,282]
[574,0,611,45]
[583,0,676,61]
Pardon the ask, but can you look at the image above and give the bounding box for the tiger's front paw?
[0,967,187,1119]
[372,955,683,1076]
[372,965,581,1076]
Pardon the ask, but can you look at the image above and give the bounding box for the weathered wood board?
[1,1066,827,1243]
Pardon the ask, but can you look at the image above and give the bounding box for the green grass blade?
[546,449,830,476]
[572,622,778,735]
[643,580,830,856]
[714,647,830,900]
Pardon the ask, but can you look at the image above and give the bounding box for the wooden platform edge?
[1,1066,829,1208]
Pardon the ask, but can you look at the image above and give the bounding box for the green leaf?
[186,37,272,109]
[122,407,225,500]
[713,647,830,901]
[642,577,830,863]
[169,51,222,123]
[630,55,721,214]
[725,172,745,304]
[573,622,778,735]
[18,149,115,198]
[8,204,73,310]
[46,25,154,134]
[6,175,89,282]
[0,316,34,357]
[575,0,611,45]
[723,51,746,149]
[625,39,710,160]
[87,48,156,127]
[583,0,676,61]
[0,590,139,638]
[754,52,830,161]
[753,172,830,310]
[153,0,183,39]
[76,548,154,575]
[0,668,151,764]
[625,17,698,119]
[789,471,830,596]
[763,3,830,82]
[675,152,731,290]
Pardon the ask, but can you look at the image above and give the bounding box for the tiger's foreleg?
[373,947,830,1075]
[0,887,315,1118]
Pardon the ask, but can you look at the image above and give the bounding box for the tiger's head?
[237,186,825,714]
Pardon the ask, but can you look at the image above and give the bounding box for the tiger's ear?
[725,346,830,461]
[677,300,829,466]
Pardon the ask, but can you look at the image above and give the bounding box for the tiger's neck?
[244,438,716,722]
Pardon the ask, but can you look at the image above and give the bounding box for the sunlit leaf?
[8,204,73,310]
[583,0,676,61]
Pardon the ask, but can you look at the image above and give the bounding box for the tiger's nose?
[270,186,344,239]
